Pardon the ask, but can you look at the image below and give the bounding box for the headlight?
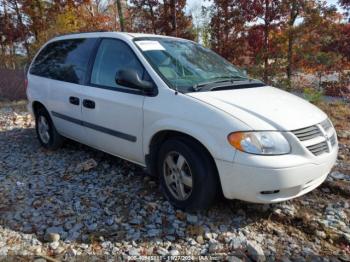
[227,131,291,155]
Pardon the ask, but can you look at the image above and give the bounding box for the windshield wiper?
[192,75,248,91]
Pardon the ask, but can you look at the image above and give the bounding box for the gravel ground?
[0,103,349,261]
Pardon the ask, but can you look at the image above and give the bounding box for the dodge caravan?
[26,32,338,210]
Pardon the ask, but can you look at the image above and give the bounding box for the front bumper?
[216,144,337,203]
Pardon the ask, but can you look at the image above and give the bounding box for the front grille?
[292,126,322,141]
[307,141,329,156]
[291,118,336,156]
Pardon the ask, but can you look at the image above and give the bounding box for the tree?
[238,0,283,83]
[339,0,350,21]
[296,3,344,88]
[192,5,211,46]
[7,0,31,57]
[0,0,30,68]
[209,0,251,65]
[323,23,350,81]
[129,0,158,33]
[115,0,125,31]
[129,0,194,39]
[246,0,284,83]
[282,0,305,88]
[157,0,194,38]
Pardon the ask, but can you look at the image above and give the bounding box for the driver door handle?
[69,96,80,105]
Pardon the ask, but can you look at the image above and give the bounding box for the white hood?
[188,86,327,131]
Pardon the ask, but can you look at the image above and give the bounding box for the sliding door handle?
[69,96,80,105]
[83,99,95,109]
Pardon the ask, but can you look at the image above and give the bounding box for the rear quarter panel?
[26,74,51,114]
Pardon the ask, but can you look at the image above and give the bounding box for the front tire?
[157,138,219,211]
[35,107,63,150]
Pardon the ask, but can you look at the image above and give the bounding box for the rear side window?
[30,38,97,84]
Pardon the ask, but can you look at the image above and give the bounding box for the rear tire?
[157,137,219,211]
[35,107,63,150]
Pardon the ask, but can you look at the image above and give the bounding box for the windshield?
[134,37,248,93]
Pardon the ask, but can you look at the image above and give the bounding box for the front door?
[81,38,147,164]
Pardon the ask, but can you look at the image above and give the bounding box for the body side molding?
[51,111,137,142]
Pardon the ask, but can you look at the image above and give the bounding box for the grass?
[317,101,350,132]
[303,87,323,104]
[317,101,350,170]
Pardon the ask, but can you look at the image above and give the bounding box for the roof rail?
[54,30,117,38]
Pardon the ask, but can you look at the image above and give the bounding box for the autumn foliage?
[208,0,349,88]
[0,0,349,92]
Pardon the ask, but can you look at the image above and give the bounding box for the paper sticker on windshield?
[135,40,165,51]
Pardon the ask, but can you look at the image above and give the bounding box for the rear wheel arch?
[32,101,63,150]
[32,101,47,116]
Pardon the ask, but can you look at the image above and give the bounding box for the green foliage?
[273,77,292,91]
[303,87,324,104]
[200,25,211,48]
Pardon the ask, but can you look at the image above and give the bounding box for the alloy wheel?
[38,115,50,144]
[163,151,193,201]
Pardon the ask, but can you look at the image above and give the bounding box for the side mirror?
[115,69,154,92]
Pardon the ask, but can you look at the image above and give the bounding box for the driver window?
[91,39,145,89]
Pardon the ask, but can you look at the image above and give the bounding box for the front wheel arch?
[156,136,220,210]
[147,131,223,193]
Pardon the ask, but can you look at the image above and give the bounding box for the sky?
[327,0,342,8]
[186,0,345,12]
[185,0,347,26]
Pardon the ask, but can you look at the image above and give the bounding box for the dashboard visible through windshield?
[134,37,263,93]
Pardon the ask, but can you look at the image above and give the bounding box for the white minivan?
[27,32,338,210]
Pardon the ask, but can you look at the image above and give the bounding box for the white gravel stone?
[46,232,60,242]
[169,249,180,256]
[0,107,348,259]
[228,256,244,262]
[316,231,327,239]
[208,239,220,253]
[49,241,60,250]
[128,247,140,256]
[247,241,266,262]
[186,214,198,224]
[330,171,346,180]
[157,247,169,256]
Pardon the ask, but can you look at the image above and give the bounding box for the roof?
[51,31,177,41]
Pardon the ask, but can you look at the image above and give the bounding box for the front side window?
[135,38,249,93]
[91,39,146,89]
[30,38,97,84]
